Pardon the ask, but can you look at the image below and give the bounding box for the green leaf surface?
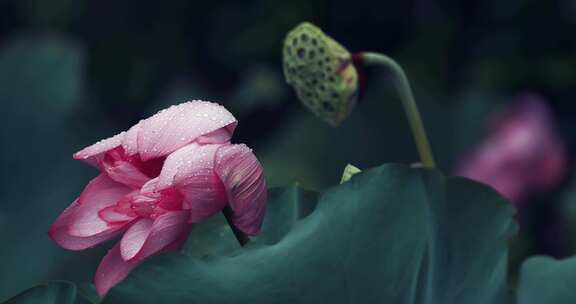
[185,185,319,258]
[517,256,576,304]
[4,282,77,304]
[104,164,515,304]
[76,284,100,304]
[253,185,319,245]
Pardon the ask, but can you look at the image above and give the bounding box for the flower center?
[99,188,185,223]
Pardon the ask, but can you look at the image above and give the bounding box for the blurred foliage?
[1,0,576,301]
[517,256,576,304]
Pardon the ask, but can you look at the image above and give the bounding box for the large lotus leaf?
[2,281,100,304]
[184,185,318,259]
[103,164,515,304]
[253,185,319,245]
[516,256,576,304]
[3,282,78,304]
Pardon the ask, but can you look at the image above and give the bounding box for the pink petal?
[120,218,153,261]
[129,211,191,262]
[98,205,135,224]
[68,175,132,237]
[136,101,237,161]
[195,127,233,144]
[154,143,198,191]
[120,210,191,261]
[73,132,126,166]
[536,147,567,189]
[455,93,567,207]
[95,243,139,297]
[94,220,192,297]
[163,224,193,251]
[101,156,151,188]
[156,143,228,222]
[214,144,267,236]
[121,122,142,156]
[140,177,160,195]
[48,200,125,250]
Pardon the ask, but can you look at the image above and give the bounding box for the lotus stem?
[359,52,436,168]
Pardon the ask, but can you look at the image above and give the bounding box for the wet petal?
[137,101,237,161]
[98,205,135,224]
[101,156,151,188]
[73,132,125,166]
[68,175,132,237]
[163,224,193,251]
[120,218,153,261]
[214,144,267,235]
[95,243,139,297]
[154,144,199,191]
[121,121,142,156]
[49,200,125,250]
[94,217,191,297]
[128,211,191,262]
[195,127,233,144]
[162,143,227,222]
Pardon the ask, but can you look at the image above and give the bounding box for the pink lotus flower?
[455,94,567,207]
[49,101,267,297]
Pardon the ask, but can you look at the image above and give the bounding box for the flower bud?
[283,22,359,126]
[340,163,361,184]
[455,94,567,207]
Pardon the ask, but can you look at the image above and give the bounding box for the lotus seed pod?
[283,22,359,126]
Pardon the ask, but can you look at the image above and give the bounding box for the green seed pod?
[283,22,359,126]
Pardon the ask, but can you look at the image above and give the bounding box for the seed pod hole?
[297,48,305,59]
[322,101,336,112]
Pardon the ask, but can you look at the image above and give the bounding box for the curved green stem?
[361,52,436,168]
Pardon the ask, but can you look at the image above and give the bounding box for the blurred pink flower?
[455,94,567,207]
[49,101,267,297]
